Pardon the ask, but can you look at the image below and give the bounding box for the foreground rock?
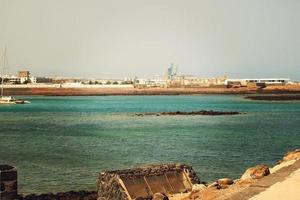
[240,165,270,180]
[0,165,18,200]
[19,191,97,200]
[192,184,207,191]
[280,149,300,163]
[217,178,234,189]
[153,150,298,200]
[153,193,169,200]
[135,110,241,117]
[206,178,234,190]
[271,149,300,174]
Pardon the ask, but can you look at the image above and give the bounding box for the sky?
[0,0,300,80]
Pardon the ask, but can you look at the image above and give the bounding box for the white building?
[225,78,290,86]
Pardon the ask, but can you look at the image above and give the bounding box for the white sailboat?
[0,47,30,104]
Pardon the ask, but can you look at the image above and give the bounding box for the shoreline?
[2,86,300,96]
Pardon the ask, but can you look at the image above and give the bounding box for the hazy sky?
[1,0,300,79]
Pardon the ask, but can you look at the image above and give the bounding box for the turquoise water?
[0,95,299,194]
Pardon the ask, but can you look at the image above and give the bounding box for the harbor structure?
[225,78,290,87]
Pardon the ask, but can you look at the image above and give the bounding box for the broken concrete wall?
[97,164,200,200]
[97,173,129,200]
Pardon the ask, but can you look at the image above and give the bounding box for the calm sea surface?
[0,95,299,194]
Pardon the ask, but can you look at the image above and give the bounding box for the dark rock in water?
[0,165,18,200]
[19,191,97,200]
[245,94,300,101]
[135,110,241,117]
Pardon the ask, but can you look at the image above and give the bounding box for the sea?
[0,95,299,194]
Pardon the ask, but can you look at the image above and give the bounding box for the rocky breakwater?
[270,148,300,174]
[0,165,18,200]
[240,165,270,180]
[19,191,97,200]
[172,165,271,200]
[135,110,242,117]
[245,94,300,101]
[174,148,300,200]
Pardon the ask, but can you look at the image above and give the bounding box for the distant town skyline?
[1,0,300,80]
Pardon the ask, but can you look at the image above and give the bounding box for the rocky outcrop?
[186,150,299,200]
[135,110,241,117]
[271,149,300,174]
[240,165,270,180]
[20,191,97,200]
[246,95,300,101]
[0,165,18,200]
[206,178,234,190]
[153,193,169,200]
[192,184,207,191]
[280,149,300,163]
[216,178,234,189]
[207,182,218,189]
